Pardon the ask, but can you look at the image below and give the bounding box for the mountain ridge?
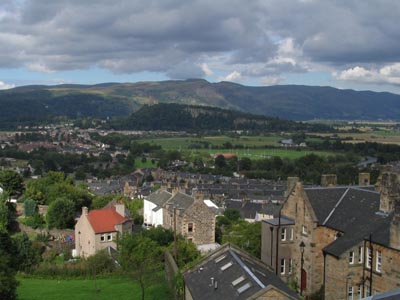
[1,79,400,123]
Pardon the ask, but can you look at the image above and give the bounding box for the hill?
[1,79,400,126]
[112,103,327,131]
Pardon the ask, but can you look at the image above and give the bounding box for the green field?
[17,277,172,300]
[139,135,333,159]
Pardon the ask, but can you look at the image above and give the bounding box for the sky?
[0,0,400,94]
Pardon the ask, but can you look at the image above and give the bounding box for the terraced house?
[261,172,400,300]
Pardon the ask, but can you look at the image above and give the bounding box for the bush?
[24,199,37,217]
[47,199,75,229]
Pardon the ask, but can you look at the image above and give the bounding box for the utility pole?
[173,205,178,263]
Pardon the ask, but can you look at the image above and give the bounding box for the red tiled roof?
[87,208,127,234]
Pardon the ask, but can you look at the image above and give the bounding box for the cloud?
[0,81,15,90]
[219,70,242,82]
[334,64,400,85]
[0,0,399,89]
[260,76,284,86]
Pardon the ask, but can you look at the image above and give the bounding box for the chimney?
[358,173,370,186]
[379,172,400,213]
[285,177,299,197]
[82,207,88,216]
[115,204,126,217]
[321,174,337,187]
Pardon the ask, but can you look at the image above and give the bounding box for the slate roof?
[183,243,299,300]
[225,200,281,220]
[87,208,128,234]
[165,192,194,211]
[145,190,172,207]
[302,186,393,257]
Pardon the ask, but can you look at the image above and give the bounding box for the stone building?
[261,173,400,300]
[74,204,132,257]
[163,191,216,245]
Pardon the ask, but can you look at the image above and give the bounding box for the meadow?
[17,276,172,300]
[138,135,333,159]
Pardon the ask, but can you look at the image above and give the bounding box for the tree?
[86,250,115,292]
[47,198,76,229]
[0,169,24,197]
[119,234,164,300]
[24,199,36,217]
[13,232,39,272]
[0,232,18,300]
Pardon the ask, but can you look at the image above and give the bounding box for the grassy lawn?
[138,135,334,159]
[17,276,172,300]
[134,158,157,168]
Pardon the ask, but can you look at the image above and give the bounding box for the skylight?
[214,254,227,263]
[232,275,245,286]
[220,261,233,271]
[237,282,252,294]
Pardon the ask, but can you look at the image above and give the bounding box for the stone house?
[261,173,400,299]
[183,243,299,300]
[74,204,132,257]
[163,191,216,245]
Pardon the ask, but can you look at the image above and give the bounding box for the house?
[183,243,299,300]
[74,204,132,257]
[163,191,216,245]
[143,190,172,227]
[260,173,400,300]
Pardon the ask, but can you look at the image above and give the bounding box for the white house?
[143,190,172,227]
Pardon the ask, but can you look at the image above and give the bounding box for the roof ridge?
[322,188,350,226]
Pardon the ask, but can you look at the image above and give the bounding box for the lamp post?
[300,241,305,296]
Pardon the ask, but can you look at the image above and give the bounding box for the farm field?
[17,276,172,300]
[138,135,334,159]
[309,130,400,145]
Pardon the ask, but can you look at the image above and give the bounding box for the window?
[357,286,362,299]
[302,225,307,235]
[348,286,354,300]
[366,248,372,269]
[349,251,355,264]
[376,250,382,273]
[280,258,286,275]
[188,223,193,233]
[358,246,363,263]
[288,258,293,274]
[107,233,112,241]
[100,234,105,242]
[232,276,245,286]
[281,228,287,241]
[365,285,371,297]
[220,261,233,271]
[289,228,294,240]
[237,282,252,294]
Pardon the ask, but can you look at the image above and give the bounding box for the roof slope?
[183,244,299,300]
[87,208,127,234]
[165,192,194,211]
[146,190,172,207]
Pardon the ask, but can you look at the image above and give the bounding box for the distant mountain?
[112,103,328,132]
[1,79,400,126]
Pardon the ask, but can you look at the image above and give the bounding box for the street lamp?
[300,241,305,296]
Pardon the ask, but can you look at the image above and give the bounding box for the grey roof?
[304,186,393,257]
[183,244,299,300]
[165,192,194,211]
[225,200,281,220]
[363,288,400,300]
[146,190,172,207]
[264,216,295,226]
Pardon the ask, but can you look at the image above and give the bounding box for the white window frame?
[289,227,294,240]
[358,246,363,263]
[376,250,382,273]
[281,228,287,241]
[100,234,106,242]
[357,286,362,299]
[107,233,112,241]
[349,251,355,264]
[288,258,293,274]
[348,286,354,300]
[366,248,371,269]
[280,258,286,275]
[365,285,371,297]
[302,225,307,235]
